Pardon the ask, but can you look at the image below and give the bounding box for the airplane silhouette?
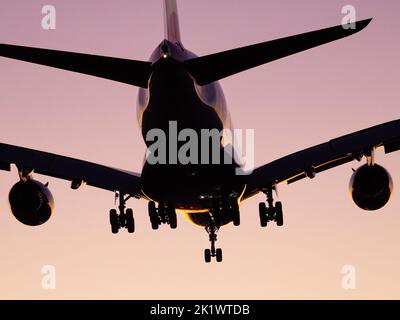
[1,0,399,263]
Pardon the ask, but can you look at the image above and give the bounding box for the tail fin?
[164,0,181,43]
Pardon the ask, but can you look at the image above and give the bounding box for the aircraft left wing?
[0,143,141,196]
[243,120,400,199]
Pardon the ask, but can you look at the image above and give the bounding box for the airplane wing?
[0,44,152,88]
[185,18,372,85]
[0,143,142,196]
[243,120,400,199]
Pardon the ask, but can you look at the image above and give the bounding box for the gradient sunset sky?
[0,0,399,299]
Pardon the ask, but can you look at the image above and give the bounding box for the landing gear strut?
[148,201,177,230]
[259,187,283,227]
[109,192,135,234]
[204,214,223,263]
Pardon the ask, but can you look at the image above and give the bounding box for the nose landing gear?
[204,215,223,263]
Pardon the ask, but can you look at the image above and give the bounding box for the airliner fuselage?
[137,41,245,222]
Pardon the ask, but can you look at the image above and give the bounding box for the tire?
[168,208,177,229]
[111,225,119,234]
[151,221,159,230]
[216,248,223,262]
[204,249,211,263]
[258,202,267,227]
[109,209,118,224]
[275,201,284,226]
[148,201,157,217]
[109,209,119,234]
[126,208,135,233]
[148,201,159,230]
[232,202,240,226]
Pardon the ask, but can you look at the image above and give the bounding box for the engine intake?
[9,179,55,226]
[349,164,393,211]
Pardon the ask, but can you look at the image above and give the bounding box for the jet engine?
[349,164,393,211]
[8,179,54,226]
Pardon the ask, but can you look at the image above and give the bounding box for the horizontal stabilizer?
[0,44,152,88]
[185,18,372,85]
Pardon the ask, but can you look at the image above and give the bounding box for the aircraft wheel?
[109,209,119,234]
[275,201,283,226]
[259,202,267,227]
[232,202,240,226]
[151,221,159,230]
[148,201,159,230]
[204,249,211,263]
[126,208,135,233]
[168,207,177,229]
[216,248,223,262]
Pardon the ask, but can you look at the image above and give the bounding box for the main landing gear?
[204,214,222,263]
[224,199,240,226]
[259,187,284,227]
[213,198,241,226]
[109,192,135,234]
[148,201,177,230]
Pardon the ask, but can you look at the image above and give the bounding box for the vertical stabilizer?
[164,0,181,43]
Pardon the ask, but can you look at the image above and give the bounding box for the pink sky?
[0,0,399,299]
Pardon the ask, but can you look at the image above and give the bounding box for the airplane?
[0,0,399,263]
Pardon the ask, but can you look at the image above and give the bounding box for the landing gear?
[275,202,283,226]
[109,209,119,234]
[215,248,223,262]
[109,192,135,234]
[231,201,240,226]
[204,215,223,263]
[259,187,284,227]
[215,198,240,226]
[148,201,159,230]
[204,248,212,263]
[148,201,177,230]
[125,208,135,233]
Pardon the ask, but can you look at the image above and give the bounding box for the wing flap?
[287,155,354,184]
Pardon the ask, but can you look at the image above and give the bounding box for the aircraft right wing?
[0,44,152,88]
[0,143,142,196]
[185,18,372,85]
[243,119,400,199]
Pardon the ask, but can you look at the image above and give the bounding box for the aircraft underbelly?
[140,162,245,210]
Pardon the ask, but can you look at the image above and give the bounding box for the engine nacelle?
[9,180,55,226]
[349,164,393,211]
